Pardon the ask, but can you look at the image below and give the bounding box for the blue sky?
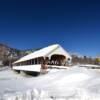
[0,0,100,56]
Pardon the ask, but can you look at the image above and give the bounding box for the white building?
[12,44,71,73]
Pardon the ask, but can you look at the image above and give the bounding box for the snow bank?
[1,89,52,100]
[26,66,99,97]
[1,66,100,100]
[0,66,9,71]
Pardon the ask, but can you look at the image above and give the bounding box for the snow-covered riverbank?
[0,66,100,100]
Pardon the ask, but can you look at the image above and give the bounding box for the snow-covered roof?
[13,44,71,64]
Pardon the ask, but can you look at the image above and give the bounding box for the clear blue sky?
[0,0,100,56]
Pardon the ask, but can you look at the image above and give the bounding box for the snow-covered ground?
[0,66,100,100]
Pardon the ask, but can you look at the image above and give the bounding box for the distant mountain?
[0,43,39,66]
[23,48,41,54]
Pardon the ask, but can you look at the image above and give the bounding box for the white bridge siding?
[13,65,68,73]
[13,65,41,72]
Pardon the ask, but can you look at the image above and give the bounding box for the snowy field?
[0,66,100,100]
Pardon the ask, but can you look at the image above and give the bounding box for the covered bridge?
[12,44,71,73]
